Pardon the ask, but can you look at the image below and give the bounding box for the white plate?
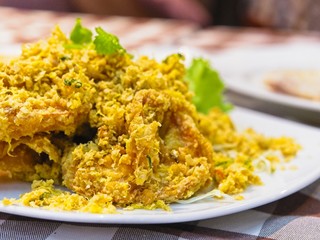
[0,107,319,224]
[209,43,320,112]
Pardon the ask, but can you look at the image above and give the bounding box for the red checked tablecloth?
[0,6,319,240]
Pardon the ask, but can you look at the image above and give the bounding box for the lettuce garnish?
[67,19,125,55]
[185,58,233,114]
[94,27,125,54]
[70,18,92,45]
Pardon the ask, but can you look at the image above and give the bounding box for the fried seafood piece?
[62,89,214,206]
[0,27,96,142]
[0,134,63,182]
[0,87,94,142]
[88,53,192,131]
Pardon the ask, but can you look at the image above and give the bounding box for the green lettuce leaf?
[70,18,93,44]
[66,19,126,55]
[94,27,125,55]
[185,58,233,114]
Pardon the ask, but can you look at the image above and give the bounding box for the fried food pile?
[0,26,300,212]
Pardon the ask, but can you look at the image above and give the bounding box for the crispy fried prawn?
[0,27,97,142]
[61,53,214,206]
[0,27,97,180]
[62,88,214,206]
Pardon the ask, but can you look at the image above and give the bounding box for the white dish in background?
[0,45,21,56]
[0,107,319,224]
[209,43,320,112]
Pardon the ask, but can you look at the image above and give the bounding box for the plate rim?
[224,74,320,112]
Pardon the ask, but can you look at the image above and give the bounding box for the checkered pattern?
[1,6,319,52]
[0,6,319,240]
[0,6,197,51]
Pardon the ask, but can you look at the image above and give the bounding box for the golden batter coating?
[61,52,214,206]
[0,27,96,142]
[62,88,214,206]
[0,25,300,212]
[0,134,62,182]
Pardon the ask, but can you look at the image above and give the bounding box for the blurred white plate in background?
[209,43,320,112]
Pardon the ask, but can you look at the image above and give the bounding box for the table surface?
[0,6,319,240]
